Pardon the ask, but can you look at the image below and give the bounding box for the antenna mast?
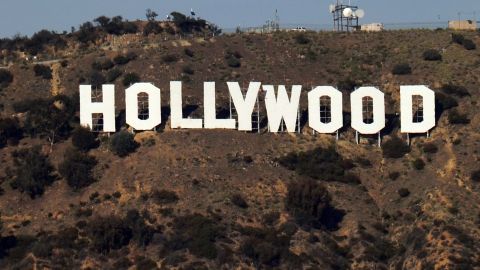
[330,0,364,32]
[274,9,280,31]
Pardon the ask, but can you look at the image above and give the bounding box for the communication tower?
[329,0,365,32]
[263,9,280,33]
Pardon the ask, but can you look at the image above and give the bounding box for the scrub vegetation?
[0,11,479,270]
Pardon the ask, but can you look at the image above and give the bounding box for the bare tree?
[146,9,158,21]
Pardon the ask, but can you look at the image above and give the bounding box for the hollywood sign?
[79,82,435,135]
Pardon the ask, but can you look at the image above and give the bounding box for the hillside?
[1,17,480,269]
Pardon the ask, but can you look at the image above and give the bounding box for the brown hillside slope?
[0,30,480,269]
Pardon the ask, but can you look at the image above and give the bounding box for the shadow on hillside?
[321,206,346,231]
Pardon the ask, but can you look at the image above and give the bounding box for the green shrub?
[103,193,112,200]
[21,95,77,144]
[470,170,480,182]
[113,52,136,65]
[337,78,357,92]
[436,92,458,112]
[126,51,138,61]
[305,49,317,61]
[388,171,400,180]
[9,146,55,198]
[286,179,329,225]
[382,136,410,158]
[224,50,242,68]
[441,84,470,97]
[143,21,162,36]
[462,39,476,50]
[88,215,133,254]
[33,64,52,79]
[451,34,476,50]
[412,158,425,170]
[135,257,158,270]
[150,189,179,204]
[423,49,442,61]
[295,34,310,44]
[113,55,129,65]
[167,214,223,259]
[262,211,280,226]
[355,157,372,168]
[71,126,97,151]
[0,118,22,147]
[240,235,286,267]
[109,131,138,157]
[448,109,470,124]
[90,191,99,201]
[226,50,242,59]
[184,48,194,57]
[162,54,178,63]
[165,25,176,35]
[113,258,133,269]
[398,188,410,198]
[92,59,114,71]
[238,224,304,267]
[124,209,155,247]
[169,11,210,33]
[22,30,65,55]
[422,142,438,154]
[93,15,138,35]
[392,63,412,75]
[75,207,93,218]
[23,227,83,259]
[452,33,465,44]
[122,72,140,86]
[278,147,358,183]
[231,193,248,208]
[159,208,174,217]
[226,55,241,68]
[0,69,13,87]
[106,68,122,82]
[75,22,99,43]
[59,149,97,190]
[89,71,106,88]
[182,65,194,75]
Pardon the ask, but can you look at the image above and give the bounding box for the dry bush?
[382,136,410,159]
[9,146,54,198]
[59,148,97,190]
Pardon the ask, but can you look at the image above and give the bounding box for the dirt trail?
[50,62,63,96]
[443,142,457,179]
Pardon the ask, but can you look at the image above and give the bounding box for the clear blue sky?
[0,0,478,37]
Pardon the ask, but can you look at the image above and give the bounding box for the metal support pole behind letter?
[297,109,301,134]
[229,95,233,119]
[257,96,260,133]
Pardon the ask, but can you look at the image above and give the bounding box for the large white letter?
[263,85,302,133]
[227,81,261,131]
[350,87,385,134]
[308,86,343,133]
[125,83,161,130]
[400,85,435,133]
[80,84,116,132]
[170,81,203,129]
[204,82,236,129]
